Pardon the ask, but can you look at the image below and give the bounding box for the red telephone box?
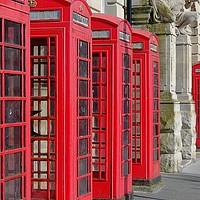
[30,0,92,199]
[132,29,161,186]
[91,14,133,199]
[0,0,30,199]
[192,62,200,147]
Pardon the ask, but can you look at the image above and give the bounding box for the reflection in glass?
[92,70,99,82]
[79,100,88,116]
[79,139,88,156]
[123,146,129,161]
[5,152,22,177]
[5,47,22,71]
[92,53,100,66]
[5,74,22,97]
[79,41,88,58]
[79,60,88,78]
[79,81,88,97]
[79,159,88,176]
[92,117,99,129]
[124,85,129,98]
[124,115,129,129]
[123,131,129,145]
[124,54,130,68]
[92,86,99,98]
[154,62,158,72]
[93,101,99,114]
[6,126,22,150]
[123,162,129,176]
[79,177,88,196]
[5,178,22,200]
[124,70,129,83]
[124,100,129,114]
[5,101,22,123]
[5,20,21,45]
[79,120,88,136]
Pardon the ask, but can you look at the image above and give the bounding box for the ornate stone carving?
[151,0,200,35]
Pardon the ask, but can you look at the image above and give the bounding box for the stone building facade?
[86,0,199,173]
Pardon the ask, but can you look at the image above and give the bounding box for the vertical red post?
[192,62,200,147]
[0,0,30,199]
[91,14,133,200]
[132,29,161,186]
[30,0,92,199]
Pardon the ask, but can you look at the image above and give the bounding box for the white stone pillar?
[105,0,124,18]
[176,35,196,161]
[150,23,183,172]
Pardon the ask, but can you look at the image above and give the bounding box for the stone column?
[176,35,196,162]
[150,23,183,172]
[105,0,124,18]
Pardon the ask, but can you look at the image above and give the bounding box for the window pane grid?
[132,60,141,164]
[77,39,91,197]
[0,18,27,199]
[92,51,107,181]
[153,61,160,162]
[31,37,56,199]
[122,54,131,177]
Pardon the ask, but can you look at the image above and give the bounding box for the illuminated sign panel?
[119,31,130,42]
[92,30,110,39]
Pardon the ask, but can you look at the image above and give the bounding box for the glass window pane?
[79,158,88,176]
[154,87,158,98]
[5,74,22,97]
[79,177,88,196]
[154,74,158,85]
[5,20,21,45]
[79,100,88,116]
[50,80,55,96]
[5,47,22,71]
[123,131,129,145]
[5,152,22,177]
[5,101,22,123]
[79,119,88,136]
[123,146,129,161]
[92,70,99,82]
[79,81,88,97]
[50,58,55,76]
[124,70,129,83]
[123,162,129,176]
[154,62,158,72]
[124,100,129,114]
[154,125,159,136]
[79,60,88,78]
[6,126,22,150]
[50,100,55,116]
[92,53,100,66]
[124,85,129,98]
[79,139,88,156]
[92,86,99,98]
[79,41,88,58]
[0,19,2,42]
[124,115,129,129]
[5,178,22,200]
[124,54,130,68]
[93,101,99,114]
[0,47,2,69]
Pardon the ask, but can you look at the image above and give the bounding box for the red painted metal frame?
[0,0,30,199]
[132,29,160,182]
[91,14,133,199]
[192,62,200,148]
[30,0,92,199]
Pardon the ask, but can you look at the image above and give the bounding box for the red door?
[30,29,64,200]
[0,17,30,199]
[132,54,147,178]
[92,45,112,198]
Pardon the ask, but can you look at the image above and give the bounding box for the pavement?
[133,156,200,200]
